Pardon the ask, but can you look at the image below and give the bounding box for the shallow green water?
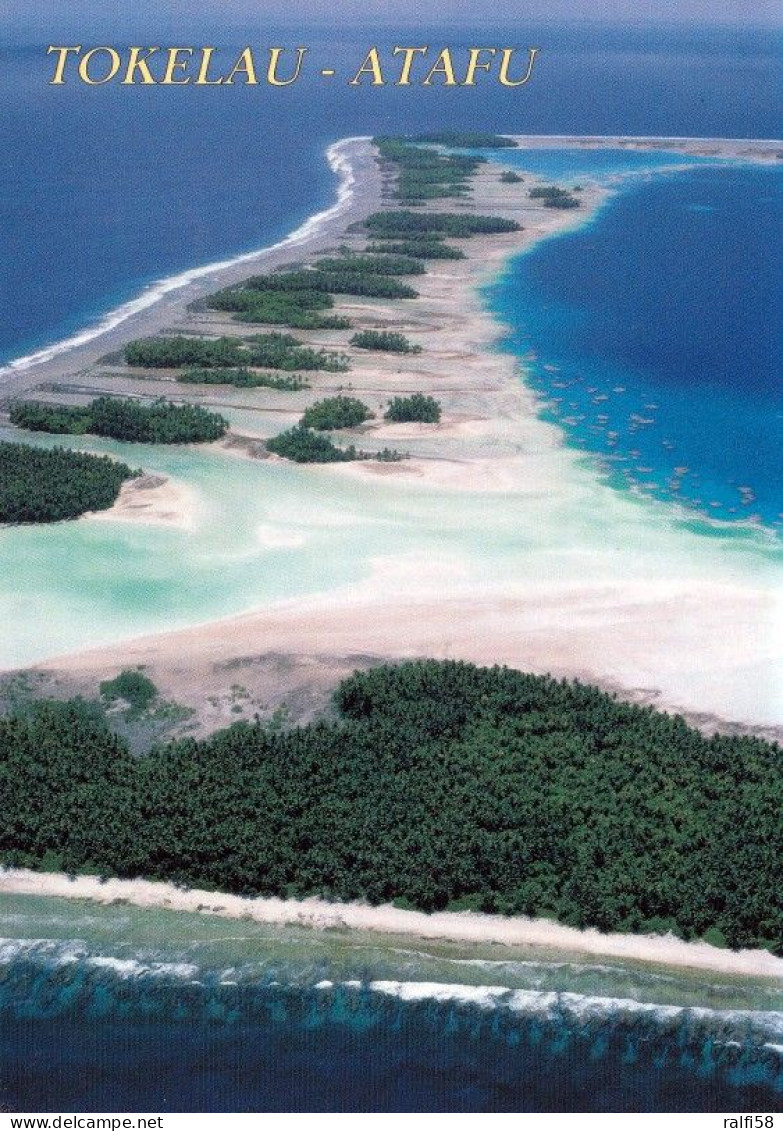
[2,419,781,722]
[2,892,781,1014]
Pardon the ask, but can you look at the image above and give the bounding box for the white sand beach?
[0,136,773,734]
[3,868,781,981]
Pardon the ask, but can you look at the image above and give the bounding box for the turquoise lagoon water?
[0,149,780,694]
[1,418,781,675]
[2,144,782,1112]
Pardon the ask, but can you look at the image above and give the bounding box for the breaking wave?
[0,136,366,378]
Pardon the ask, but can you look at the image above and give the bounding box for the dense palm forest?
[204,286,350,330]
[0,441,137,523]
[314,254,426,276]
[529,185,581,209]
[11,397,228,444]
[0,660,779,952]
[238,270,419,300]
[266,424,401,464]
[266,425,363,463]
[373,136,487,202]
[365,239,466,260]
[177,368,308,391]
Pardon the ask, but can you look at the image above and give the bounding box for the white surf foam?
[85,955,199,979]
[0,136,370,379]
[363,980,783,1040]
[0,938,200,980]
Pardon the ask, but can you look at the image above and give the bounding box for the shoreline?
[88,472,197,529]
[1,133,776,393]
[0,135,379,400]
[3,134,782,733]
[2,868,781,981]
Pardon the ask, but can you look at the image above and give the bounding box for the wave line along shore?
[3,868,781,981]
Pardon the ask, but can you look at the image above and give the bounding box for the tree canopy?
[300,396,374,431]
[0,441,138,524]
[385,394,441,423]
[125,334,348,373]
[351,330,422,354]
[11,397,228,445]
[0,661,779,953]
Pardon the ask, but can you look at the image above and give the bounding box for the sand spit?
[4,134,782,731]
[87,473,196,529]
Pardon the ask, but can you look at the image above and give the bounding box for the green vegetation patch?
[374,136,484,203]
[1,660,779,952]
[125,334,348,373]
[11,397,228,445]
[529,185,580,209]
[314,254,425,276]
[365,241,466,261]
[177,368,308,391]
[266,425,362,463]
[266,425,402,464]
[384,394,441,423]
[9,402,92,435]
[0,441,137,524]
[100,669,158,711]
[500,170,524,183]
[300,396,374,431]
[350,330,421,354]
[242,271,419,301]
[205,286,350,330]
[365,210,520,239]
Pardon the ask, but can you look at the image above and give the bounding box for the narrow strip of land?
[2,869,780,981]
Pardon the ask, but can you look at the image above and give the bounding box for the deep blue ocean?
[1,898,781,1114]
[1,21,781,1113]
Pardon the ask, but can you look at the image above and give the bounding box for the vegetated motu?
[314,254,425,277]
[10,397,228,445]
[266,424,401,464]
[529,185,580,210]
[365,210,520,238]
[0,441,137,524]
[300,396,374,431]
[125,333,348,373]
[373,136,485,202]
[365,240,466,260]
[385,394,441,423]
[178,368,308,391]
[241,270,419,301]
[205,285,350,330]
[350,330,422,354]
[1,659,779,952]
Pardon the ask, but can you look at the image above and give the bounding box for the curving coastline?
[0,136,379,396]
[2,134,781,733]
